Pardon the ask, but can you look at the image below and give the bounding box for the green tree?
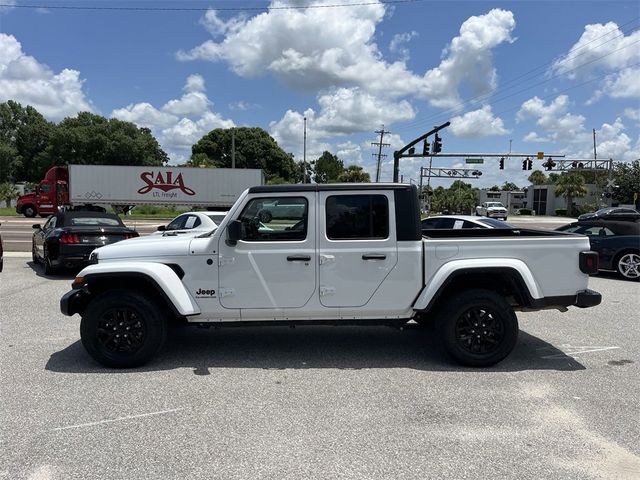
[337,165,370,183]
[0,142,18,183]
[528,170,548,185]
[489,185,500,192]
[613,160,640,205]
[313,151,344,183]
[554,172,587,216]
[501,181,520,191]
[40,113,168,171]
[430,181,478,214]
[190,127,297,182]
[0,182,18,207]
[0,101,54,182]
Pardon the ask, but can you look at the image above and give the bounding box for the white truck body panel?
[68,165,264,208]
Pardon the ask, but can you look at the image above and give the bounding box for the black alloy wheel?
[43,246,58,275]
[96,307,147,355]
[80,290,168,368]
[437,289,518,367]
[23,205,37,218]
[454,307,504,355]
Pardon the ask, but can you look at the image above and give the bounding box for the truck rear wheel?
[80,290,168,368]
[436,289,518,367]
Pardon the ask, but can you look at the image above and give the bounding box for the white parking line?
[538,345,620,359]
[51,407,184,431]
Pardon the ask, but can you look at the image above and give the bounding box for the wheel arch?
[72,263,200,317]
[414,264,540,314]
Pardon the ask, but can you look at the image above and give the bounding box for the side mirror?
[156,225,166,232]
[32,224,41,230]
[226,219,242,246]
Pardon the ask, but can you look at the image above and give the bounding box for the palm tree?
[554,173,587,216]
[338,165,370,183]
[528,170,548,185]
[0,182,18,208]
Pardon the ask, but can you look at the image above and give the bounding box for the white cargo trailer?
[68,165,264,209]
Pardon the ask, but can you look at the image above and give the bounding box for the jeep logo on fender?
[137,171,196,196]
[195,288,216,297]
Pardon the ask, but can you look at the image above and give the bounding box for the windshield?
[67,216,123,227]
[486,202,505,208]
[206,213,227,225]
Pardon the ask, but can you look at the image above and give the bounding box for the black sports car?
[32,211,138,274]
[577,207,640,222]
[556,220,640,280]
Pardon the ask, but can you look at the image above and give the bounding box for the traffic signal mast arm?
[393,121,450,182]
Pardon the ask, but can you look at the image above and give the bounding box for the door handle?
[362,254,386,260]
[287,255,311,262]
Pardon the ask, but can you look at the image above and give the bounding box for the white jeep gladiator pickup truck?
[61,184,601,368]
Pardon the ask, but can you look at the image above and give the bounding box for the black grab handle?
[287,255,311,262]
[362,254,386,260]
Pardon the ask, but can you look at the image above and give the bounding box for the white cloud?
[516,95,587,143]
[177,3,514,106]
[523,131,550,143]
[314,87,415,134]
[576,118,640,161]
[389,31,418,61]
[552,22,640,101]
[624,107,640,123]
[269,87,414,159]
[601,67,640,99]
[228,100,261,111]
[0,33,93,121]
[449,105,510,138]
[111,102,177,129]
[111,75,234,162]
[421,9,515,108]
[335,141,363,165]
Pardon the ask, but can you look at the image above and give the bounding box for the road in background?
[0,258,638,479]
[0,215,575,252]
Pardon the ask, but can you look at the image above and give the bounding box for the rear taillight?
[59,233,80,244]
[579,251,599,274]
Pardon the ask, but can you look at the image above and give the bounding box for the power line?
[0,0,426,12]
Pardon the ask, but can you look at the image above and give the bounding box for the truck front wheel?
[80,290,168,368]
[23,205,37,218]
[437,289,518,367]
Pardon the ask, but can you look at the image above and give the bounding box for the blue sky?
[1,0,638,187]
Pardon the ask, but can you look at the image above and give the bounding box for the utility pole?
[593,128,597,160]
[303,116,307,183]
[371,126,390,182]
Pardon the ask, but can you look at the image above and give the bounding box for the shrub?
[555,208,568,216]
[519,208,533,215]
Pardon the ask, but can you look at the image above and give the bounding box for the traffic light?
[522,159,527,170]
[422,140,430,156]
[432,134,442,154]
[499,157,504,170]
[527,158,533,170]
[543,158,556,171]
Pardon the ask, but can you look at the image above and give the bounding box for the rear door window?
[326,194,388,240]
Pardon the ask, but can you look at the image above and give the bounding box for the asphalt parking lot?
[1,258,639,480]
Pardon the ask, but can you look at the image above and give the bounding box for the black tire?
[436,289,518,367]
[615,251,640,281]
[80,290,168,368]
[31,241,38,263]
[23,205,37,218]
[43,247,58,275]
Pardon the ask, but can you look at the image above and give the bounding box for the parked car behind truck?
[61,184,601,368]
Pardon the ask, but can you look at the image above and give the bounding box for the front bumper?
[487,211,508,218]
[60,287,90,316]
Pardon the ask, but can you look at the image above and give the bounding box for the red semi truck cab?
[16,166,70,217]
